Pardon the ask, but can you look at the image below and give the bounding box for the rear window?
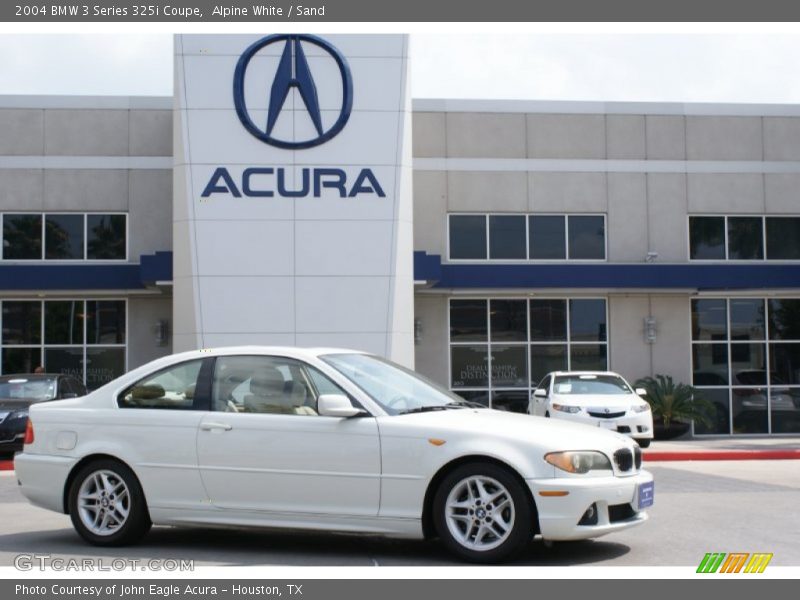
[0,378,58,401]
[553,374,632,395]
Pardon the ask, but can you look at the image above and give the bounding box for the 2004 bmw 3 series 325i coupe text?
[16,347,653,563]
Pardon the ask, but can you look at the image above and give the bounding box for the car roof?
[157,345,369,363]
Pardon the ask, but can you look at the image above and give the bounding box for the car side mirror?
[317,394,365,418]
[635,388,647,396]
[533,388,548,398]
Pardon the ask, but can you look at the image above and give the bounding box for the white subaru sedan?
[16,347,653,563]
[529,371,654,448]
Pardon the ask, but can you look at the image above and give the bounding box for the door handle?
[200,422,233,431]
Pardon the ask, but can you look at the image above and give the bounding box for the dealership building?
[1,34,800,436]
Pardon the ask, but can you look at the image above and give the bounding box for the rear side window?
[118,359,204,409]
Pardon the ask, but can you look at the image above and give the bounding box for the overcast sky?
[1,33,800,103]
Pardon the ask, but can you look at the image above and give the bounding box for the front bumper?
[528,469,653,541]
[550,411,654,440]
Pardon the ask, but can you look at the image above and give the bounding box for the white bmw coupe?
[16,347,653,563]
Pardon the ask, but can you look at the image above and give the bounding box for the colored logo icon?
[696,552,773,573]
[233,34,353,150]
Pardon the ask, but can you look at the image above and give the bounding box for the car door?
[531,374,552,416]
[196,354,381,516]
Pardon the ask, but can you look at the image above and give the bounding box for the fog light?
[578,503,598,526]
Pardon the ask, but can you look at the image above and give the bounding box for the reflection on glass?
[489,216,526,259]
[490,300,527,341]
[87,214,126,260]
[729,298,764,340]
[569,299,607,342]
[86,301,126,344]
[44,348,84,380]
[1,347,40,375]
[450,346,489,388]
[490,345,527,387]
[732,388,769,434]
[45,301,84,345]
[770,390,800,433]
[449,215,487,260]
[691,299,727,341]
[529,215,566,259]
[85,348,125,390]
[491,390,529,414]
[1,301,41,345]
[530,345,567,385]
[452,390,489,408]
[570,344,607,371]
[45,214,84,259]
[766,217,800,260]
[530,299,567,341]
[2,214,42,260]
[693,388,730,435]
[692,344,730,385]
[769,343,800,385]
[768,299,800,340]
[730,343,766,376]
[567,216,605,260]
[727,217,763,260]
[690,216,725,260]
[450,300,487,342]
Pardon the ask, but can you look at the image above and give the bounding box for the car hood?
[383,407,635,454]
[549,393,643,409]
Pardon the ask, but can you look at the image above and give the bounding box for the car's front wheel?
[67,459,151,546]
[433,462,534,563]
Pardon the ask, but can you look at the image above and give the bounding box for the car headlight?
[552,403,581,414]
[632,403,650,413]
[545,451,612,474]
[9,410,29,420]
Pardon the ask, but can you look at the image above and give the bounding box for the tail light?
[23,420,34,445]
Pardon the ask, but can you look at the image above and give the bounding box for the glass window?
[452,390,490,408]
[569,344,607,371]
[489,215,526,259]
[45,301,84,345]
[490,345,527,388]
[449,215,486,260]
[693,344,730,385]
[569,299,607,342]
[530,345,567,386]
[689,216,725,260]
[529,215,566,260]
[450,346,489,388]
[489,300,527,341]
[86,301,125,344]
[766,217,800,260]
[727,217,763,260]
[769,343,800,386]
[732,388,769,434]
[730,344,767,379]
[306,367,348,397]
[2,214,42,260]
[212,355,320,416]
[85,348,125,390]
[770,390,800,434]
[44,348,84,381]
[553,374,632,395]
[729,298,765,341]
[491,390,529,414]
[119,359,203,409]
[692,389,730,435]
[45,214,84,260]
[530,300,567,341]
[450,300,487,342]
[87,214,126,260]
[568,216,605,260]
[692,299,728,341]
[768,299,800,340]
[1,348,40,375]
[535,374,552,394]
[2,301,41,345]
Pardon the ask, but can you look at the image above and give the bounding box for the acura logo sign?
[233,34,354,150]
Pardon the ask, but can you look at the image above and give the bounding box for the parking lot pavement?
[1,460,798,567]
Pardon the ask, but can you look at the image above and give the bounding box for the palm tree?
[634,374,715,430]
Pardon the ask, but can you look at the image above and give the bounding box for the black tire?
[67,459,151,546]
[637,439,651,448]
[432,461,534,563]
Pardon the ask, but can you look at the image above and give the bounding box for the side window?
[72,377,88,397]
[212,355,325,416]
[536,375,551,396]
[118,359,203,409]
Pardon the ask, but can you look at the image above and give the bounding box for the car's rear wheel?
[637,439,651,448]
[68,459,151,546]
[433,462,534,563]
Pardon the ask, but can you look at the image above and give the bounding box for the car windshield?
[0,377,57,401]
[321,353,471,415]
[553,374,632,395]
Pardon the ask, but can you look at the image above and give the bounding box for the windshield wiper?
[446,400,485,409]
[396,406,452,415]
